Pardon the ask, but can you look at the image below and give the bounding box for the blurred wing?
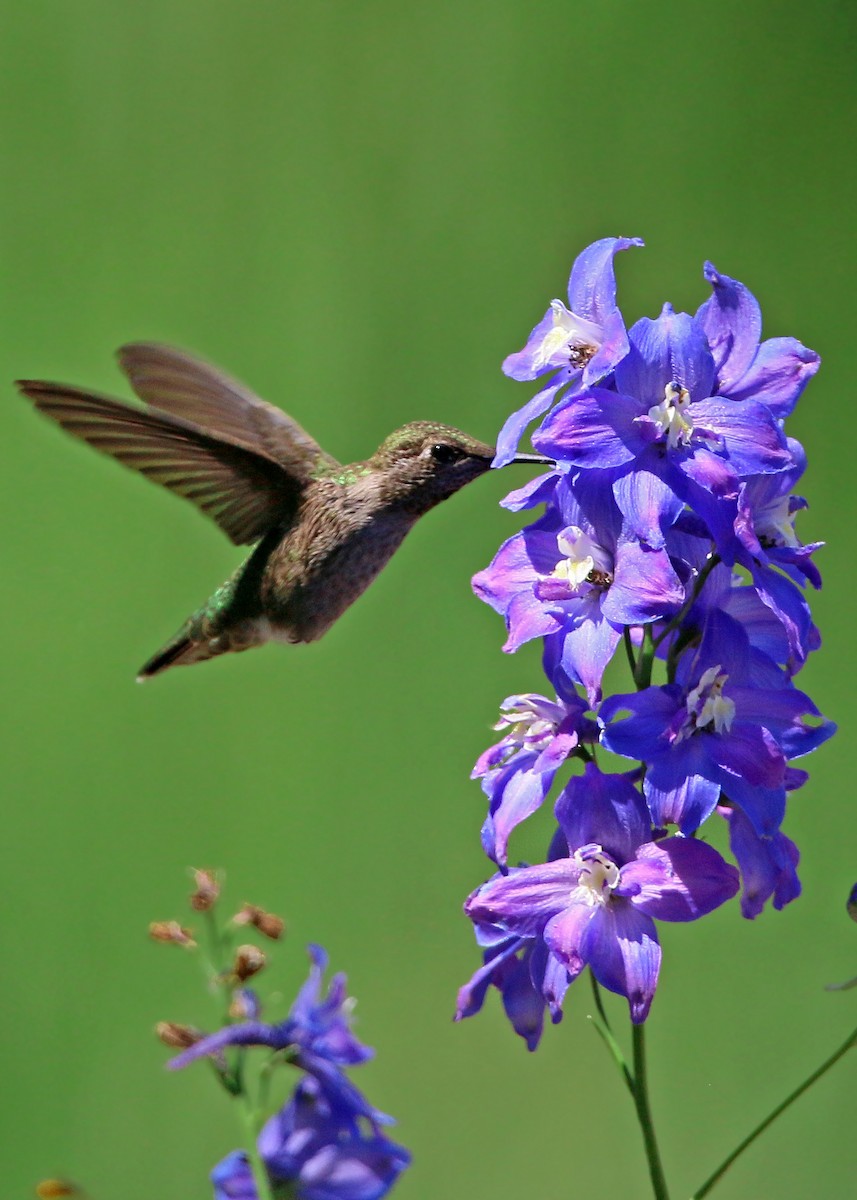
[18,381,307,545]
[117,342,339,479]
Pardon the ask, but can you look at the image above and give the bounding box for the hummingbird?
[17,343,552,679]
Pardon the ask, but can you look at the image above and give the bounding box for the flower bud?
[155,1021,203,1049]
[233,902,285,940]
[233,943,266,981]
[189,867,221,912]
[149,920,196,948]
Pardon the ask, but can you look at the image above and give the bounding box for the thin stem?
[691,1022,857,1199]
[588,975,635,1097]
[652,553,720,652]
[634,627,656,691]
[623,625,638,678]
[631,1024,670,1200]
[238,1085,275,1200]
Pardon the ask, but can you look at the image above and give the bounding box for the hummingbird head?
[370,422,553,514]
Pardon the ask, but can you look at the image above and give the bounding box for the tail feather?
[136,631,221,680]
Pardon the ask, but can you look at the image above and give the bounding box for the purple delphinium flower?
[170,944,371,1070]
[170,944,387,1126]
[720,804,800,919]
[464,238,834,1039]
[600,613,834,837]
[473,689,597,865]
[464,765,739,1022]
[532,305,794,556]
[473,474,684,703]
[212,1077,410,1200]
[495,236,643,466]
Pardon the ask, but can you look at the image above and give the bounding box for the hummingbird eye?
[429,442,463,464]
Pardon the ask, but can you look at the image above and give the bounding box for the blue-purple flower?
[495,236,643,466]
[464,766,739,1022]
[212,1077,410,1200]
[473,474,684,702]
[473,689,597,865]
[170,944,387,1126]
[720,804,800,919]
[532,306,794,555]
[464,238,833,1043]
[600,612,834,836]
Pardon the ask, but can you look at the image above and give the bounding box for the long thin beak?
[508,452,556,466]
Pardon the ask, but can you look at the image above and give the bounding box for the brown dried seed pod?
[233,943,267,981]
[189,867,221,912]
[155,1021,203,1049]
[149,919,196,948]
[233,902,285,940]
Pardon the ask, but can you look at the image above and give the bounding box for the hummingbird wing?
[16,381,318,545]
[116,343,338,480]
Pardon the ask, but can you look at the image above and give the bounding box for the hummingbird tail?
[136,634,198,680]
[136,616,268,681]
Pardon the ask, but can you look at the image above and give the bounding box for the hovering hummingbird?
[17,344,552,679]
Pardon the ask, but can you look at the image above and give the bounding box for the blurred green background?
[2,2,855,1197]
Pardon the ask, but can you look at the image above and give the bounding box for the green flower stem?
[238,1085,275,1200]
[589,976,635,1098]
[634,627,656,691]
[631,1023,670,1200]
[651,552,720,655]
[623,625,638,677]
[691,1022,857,1199]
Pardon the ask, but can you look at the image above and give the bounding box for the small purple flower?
[170,945,371,1070]
[720,804,800,919]
[495,236,643,466]
[532,305,794,555]
[464,766,739,1022]
[600,613,834,836]
[474,690,596,865]
[473,477,684,702]
[212,1077,410,1200]
[170,945,386,1126]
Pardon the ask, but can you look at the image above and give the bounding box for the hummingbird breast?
[258,479,417,643]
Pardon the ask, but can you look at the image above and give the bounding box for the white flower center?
[493,696,558,751]
[571,844,620,906]
[550,526,613,591]
[754,495,799,548]
[648,381,694,449]
[532,300,603,372]
[685,665,735,735]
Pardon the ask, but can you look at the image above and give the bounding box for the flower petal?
[617,306,715,404]
[586,904,661,1023]
[725,336,820,418]
[494,377,569,465]
[533,389,643,468]
[465,861,578,937]
[695,262,763,391]
[567,235,644,325]
[622,837,739,921]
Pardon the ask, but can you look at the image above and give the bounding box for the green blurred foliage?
[1,1,855,1197]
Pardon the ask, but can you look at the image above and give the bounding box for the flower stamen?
[571,844,620,906]
[532,300,602,372]
[550,526,614,591]
[648,380,694,449]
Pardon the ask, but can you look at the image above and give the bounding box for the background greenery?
[2,2,855,1197]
